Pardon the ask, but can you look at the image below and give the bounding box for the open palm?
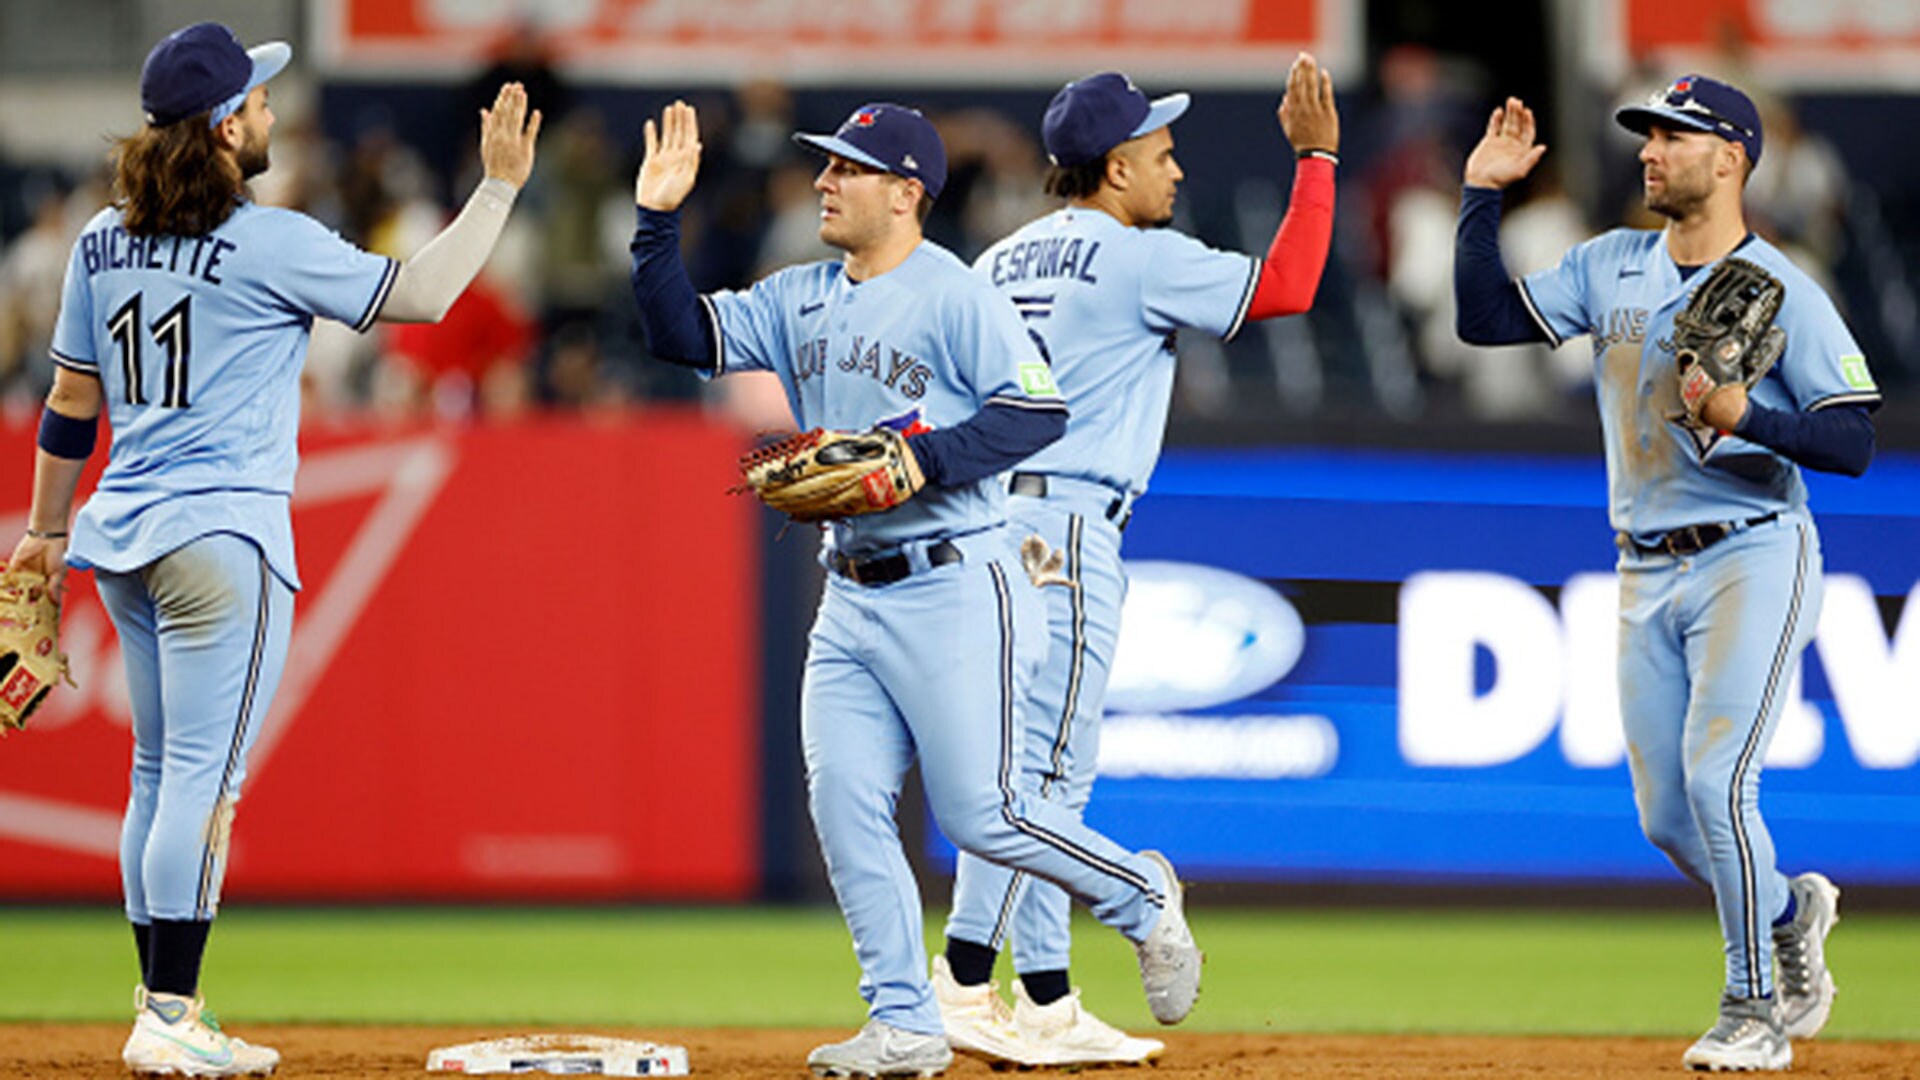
[1464,97,1547,190]
[637,101,702,212]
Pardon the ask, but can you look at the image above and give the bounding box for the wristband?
[25,528,67,540]
[37,407,97,460]
[1297,148,1340,166]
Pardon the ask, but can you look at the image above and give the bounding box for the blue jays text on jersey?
[1594,305,1650,354]
[792,333,934,399]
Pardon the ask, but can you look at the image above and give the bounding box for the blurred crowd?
[0,39,1891,433]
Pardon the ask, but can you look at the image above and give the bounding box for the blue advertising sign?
[930,449,1920,884]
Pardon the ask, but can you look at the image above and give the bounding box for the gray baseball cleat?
[1134,850,1202,1024]
[807,1020,953,1078]
[1683,996,1791,1072]
[1772,871,1840,1039]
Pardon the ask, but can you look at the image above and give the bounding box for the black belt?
[1622,512,1780,557]
[1009,472,1131,531]
[829,540,963,586]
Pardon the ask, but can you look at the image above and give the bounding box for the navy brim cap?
[1131,93,1191,140]
[791,132,893,175]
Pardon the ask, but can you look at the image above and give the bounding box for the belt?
[828,540,963,586]
[1622,512,1781,557]
[1009,472,1132,532]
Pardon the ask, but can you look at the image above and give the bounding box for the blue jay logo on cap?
[792,102,949,200]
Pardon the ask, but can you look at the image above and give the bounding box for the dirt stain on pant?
[143,543,240,643]
[1690,716,1733,772]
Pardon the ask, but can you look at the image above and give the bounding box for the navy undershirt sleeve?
[910,401,1067,488]
[630,206,717,370]
[1454,186,1552,346]
[1735,401,1875,477]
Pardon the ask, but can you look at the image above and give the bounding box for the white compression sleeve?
[375,177,520,324]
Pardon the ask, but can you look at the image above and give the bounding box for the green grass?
[2,906,1915,1039]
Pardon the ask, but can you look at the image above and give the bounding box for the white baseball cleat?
[1772,871,1840,1040]
[1012,979,1165,1066]
[1134,850,1202,1025]
[122,986,279,1077]
[929,955,1030,1064]
[1683,996,1791,1072]
[806,1019,952,1078]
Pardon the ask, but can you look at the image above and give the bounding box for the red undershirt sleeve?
[1244,155,1336,321]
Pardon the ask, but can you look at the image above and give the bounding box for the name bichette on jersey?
[795,335,934,399]
[80,223,235,286]
[988,235,1102,287]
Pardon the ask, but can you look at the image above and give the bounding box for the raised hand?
[479,82,542,189]
[1278,52,1339,156]
[637,101,703,212]
[1464,97,1547,190]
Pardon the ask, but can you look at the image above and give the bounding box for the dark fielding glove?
[1674,256,1787,426]
[736,427,926,523]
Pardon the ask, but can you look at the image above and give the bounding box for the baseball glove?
[0,566,73,735]
[1673,256,1787,426]
[736,427,925,523]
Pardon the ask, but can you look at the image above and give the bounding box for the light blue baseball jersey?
[50,203,397,589]
[1519,231,1879,536]
[704,240,1058,555]
[975,207,1257,497]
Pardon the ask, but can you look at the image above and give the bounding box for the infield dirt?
[2,1024,1915,1078]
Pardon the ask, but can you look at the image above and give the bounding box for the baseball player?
[1454,76,1873,1071]
[629,100,1201,1078]
[9,23,539,1075]
[935,59,1340,1067]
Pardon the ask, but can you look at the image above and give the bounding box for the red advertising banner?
[1621,0,1920,88]
[311,0,1357,87]
[0,415,762,901]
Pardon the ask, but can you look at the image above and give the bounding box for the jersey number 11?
[106,292,192,408]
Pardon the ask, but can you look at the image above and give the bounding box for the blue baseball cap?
[793,104,948,200]
[141,22,291,128]
[1615,74,1763,167]
[1042,72,1191,167]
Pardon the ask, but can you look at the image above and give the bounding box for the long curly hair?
[110,116,243,238]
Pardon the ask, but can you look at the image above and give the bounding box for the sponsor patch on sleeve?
[1840,354,1877,391]
[1018,362,1062,398]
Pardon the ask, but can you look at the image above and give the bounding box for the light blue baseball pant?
[946,481,1126,976]
[803,526,1168,1036]
[100,532,294,924]
[1618,511,1821,1003]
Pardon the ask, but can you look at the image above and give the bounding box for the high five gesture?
[1464,96,1547,190]
[637,101,703,212]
